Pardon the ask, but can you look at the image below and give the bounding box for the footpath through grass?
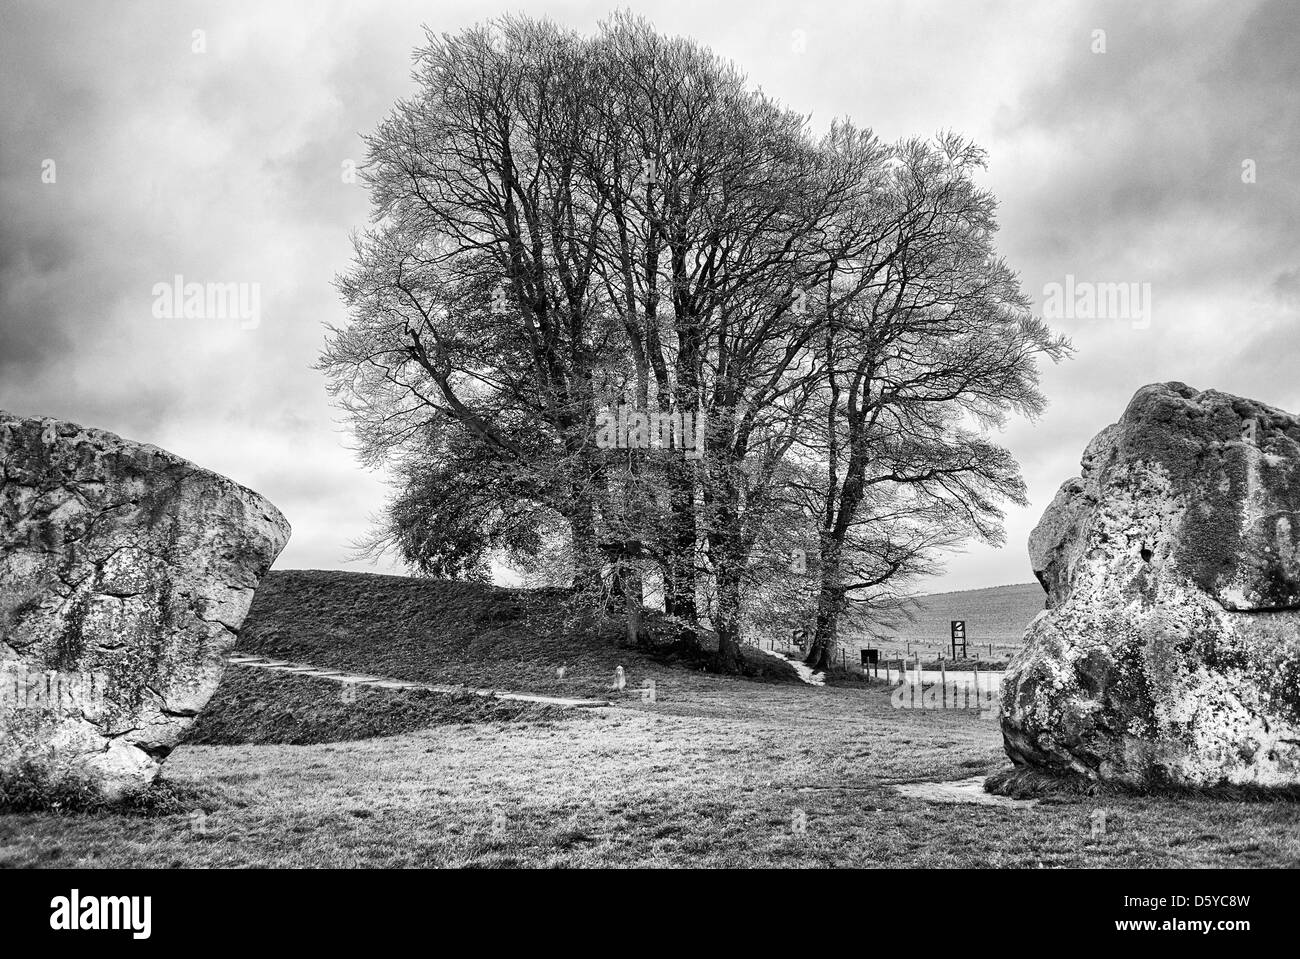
[2,571,1298,867]
[185,668,578,746]
[4,677,1298,867]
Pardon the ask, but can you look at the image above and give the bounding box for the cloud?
[1,0,1296,592]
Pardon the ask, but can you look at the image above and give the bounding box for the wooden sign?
[951,620,967,658]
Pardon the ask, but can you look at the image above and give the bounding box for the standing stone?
[1000,382,1300,789]
[1,412,290,799]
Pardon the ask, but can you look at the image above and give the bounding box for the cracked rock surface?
[1001,382,1300,788]
[1,411,290,798]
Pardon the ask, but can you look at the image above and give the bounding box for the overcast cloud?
[2,0,1297,590]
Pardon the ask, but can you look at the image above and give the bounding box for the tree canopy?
[321,13,1069,673]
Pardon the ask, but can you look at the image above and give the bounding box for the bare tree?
[795,134,1071,672]
[322,18,619,597]
[323,16,1067,676]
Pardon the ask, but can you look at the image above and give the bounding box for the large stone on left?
[1,411,290,799]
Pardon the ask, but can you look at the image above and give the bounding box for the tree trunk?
[604,563,625,614]
[714,628,743,673]
[623,568,650,646]
[804,589,842,673]
[805,545,845,672]
[664,460,700,647]
[711,564,744,673]
[568,499,604,597]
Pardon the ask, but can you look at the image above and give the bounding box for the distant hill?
[862,582,1046,658]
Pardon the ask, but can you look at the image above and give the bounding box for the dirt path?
[755,647,825,686]
[226,654,609,709]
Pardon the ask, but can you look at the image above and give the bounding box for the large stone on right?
[1000,382,1300,789]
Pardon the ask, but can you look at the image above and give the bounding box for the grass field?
[849,582,1046,667]
[2,572,1297,868]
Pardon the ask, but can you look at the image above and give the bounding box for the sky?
[2,0,1297,592]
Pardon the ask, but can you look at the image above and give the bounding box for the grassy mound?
[183,570,797,747]
[185,667,574,746]
[233,570,799,700]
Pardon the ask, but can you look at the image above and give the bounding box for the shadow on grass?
[637,635,801,684]
[185,667,579,747]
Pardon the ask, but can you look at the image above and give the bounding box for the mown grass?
[2,571,1297,868]
[4,677,1298,867]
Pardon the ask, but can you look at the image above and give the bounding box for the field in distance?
[848,582,1046,666]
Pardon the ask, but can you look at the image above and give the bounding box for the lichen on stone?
[1002,382,1300,789]
[1,411,290,800]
